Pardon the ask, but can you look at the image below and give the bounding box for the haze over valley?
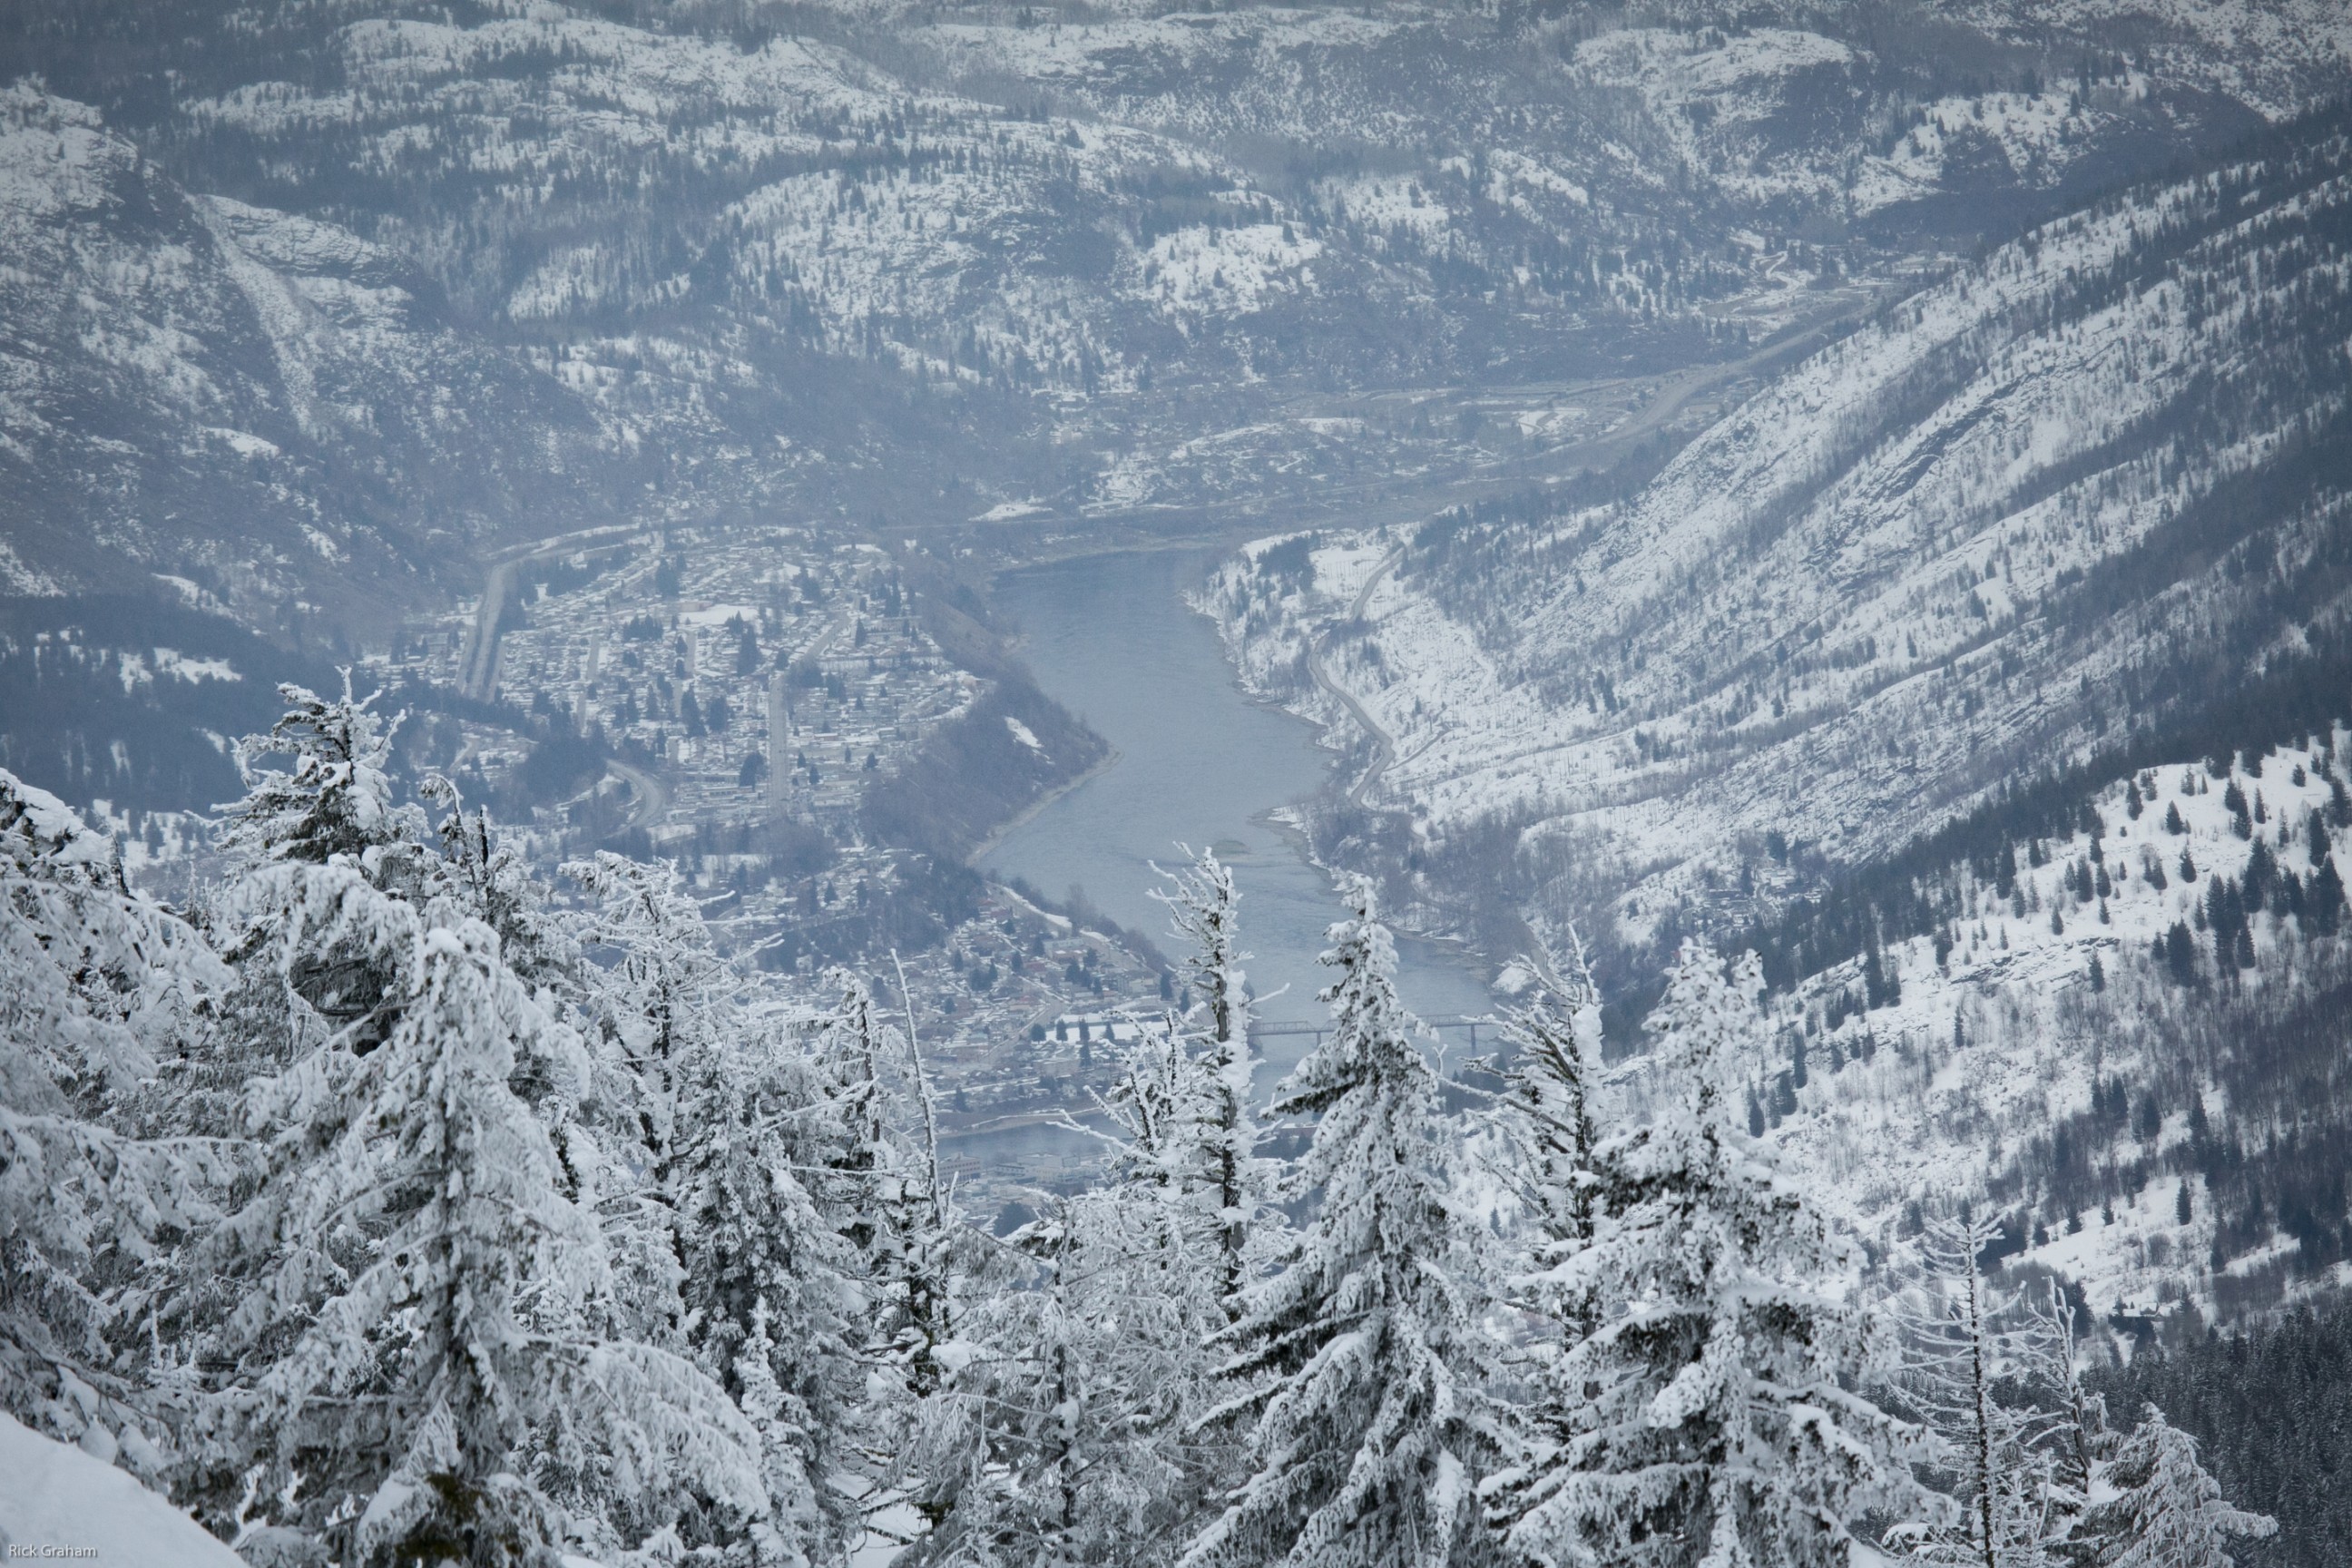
[5,2,2352,1564]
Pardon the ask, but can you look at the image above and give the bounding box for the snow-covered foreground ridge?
[0,1412,243,1566]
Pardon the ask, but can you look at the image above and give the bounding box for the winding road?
[603,756,671,835]
[1308,548,1405,808]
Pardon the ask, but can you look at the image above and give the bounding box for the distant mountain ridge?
[0,85,636,640]
[5,0,2348,639]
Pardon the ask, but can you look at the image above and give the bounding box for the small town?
[385,524,1176,1198]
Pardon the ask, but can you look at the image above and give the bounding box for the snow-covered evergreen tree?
[1480,948,1611,1551]
[219,676,425,885]
[2022,1282,2111,1560]
[564,849,729,1148]
[567,854,874,1561]
[426,778,573,991]
[1094,1010,1193,1194]
[172,700,766,1563]
[1893,1215,2057,1568]
[0,769,236,1461]
[199,683,581,1224]
[801,966,901,1256]
[665,1009,866,1563]
[191,904,760,1564]
[1492,942,1606,1272]
[1499,939,1925,1568]
[563,850,732,1343]
[1152,848,1265,1314]
[1095,1014,1248,1356]
[1185,877,1502,1568]
[204,680,440,1081]
[904,1173,1229,1568]
[731,1300,820,1568]
[783,965,977,1557]
[802,965,961,1405]
[907,1008,1243,1565]
[2082,1407,2274,1568]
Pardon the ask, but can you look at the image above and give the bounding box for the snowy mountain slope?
[162,5,1491,411]
[1737,739,2352,1328]
[8,0,2341,576]
[11,3,1509,526]
[0,85,629,637]
[1209,109,2352,934]
[183,18,1173,351]
[1209,110,2352,1329]
[0,1411,242,1566]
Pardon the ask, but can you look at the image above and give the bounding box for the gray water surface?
[981,548,1492,1090]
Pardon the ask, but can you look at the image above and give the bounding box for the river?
[980,547,1494,1092]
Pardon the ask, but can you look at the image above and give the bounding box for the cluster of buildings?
[385,524,1172,1195]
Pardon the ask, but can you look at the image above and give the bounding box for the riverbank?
[961,747,1121,867]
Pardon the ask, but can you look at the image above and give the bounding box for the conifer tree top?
[1189,875,1500,1568]
[221,676,412,871]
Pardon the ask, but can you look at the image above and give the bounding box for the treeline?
[0,679,2289,1568]
[0,593,331,816]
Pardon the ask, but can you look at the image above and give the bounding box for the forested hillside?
[1212,105,2352,928]
[1206,104,2352,1357]
[5,0,2348,633]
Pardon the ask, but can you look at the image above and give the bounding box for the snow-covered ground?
[1759,742,2351,1322]
[0,1413,242,1567]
